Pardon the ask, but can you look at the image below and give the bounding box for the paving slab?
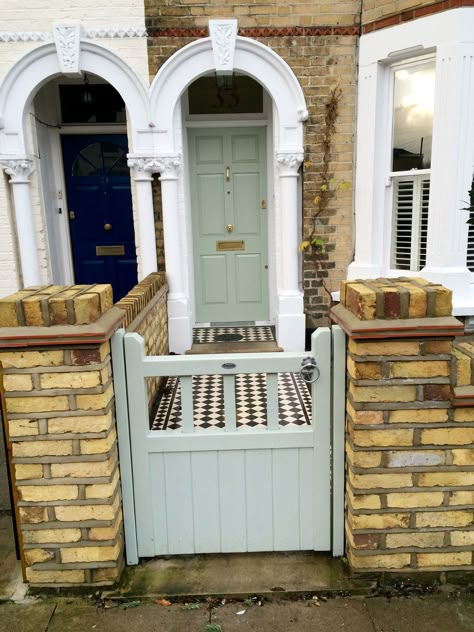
[366,595,474,632]
[48,599,374,632]
[0,602,56,632]
[120,552,373,598]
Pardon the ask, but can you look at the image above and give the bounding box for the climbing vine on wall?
[300,86,350,303]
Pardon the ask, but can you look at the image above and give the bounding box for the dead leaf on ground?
[155,598,172,607]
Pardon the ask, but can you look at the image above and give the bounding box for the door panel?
[189,127,268,322]
[235,254,262,303]
[197,175,226,235]
[62,134,138,301]
[201,255,229,304]
[231,135,259,163]
[233,173,260,234]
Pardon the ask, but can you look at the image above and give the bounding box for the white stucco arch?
[0,40,150,156]
[149,36,308,155]
[148,34,308,351]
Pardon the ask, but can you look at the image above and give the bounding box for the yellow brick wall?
[145,0,361,28]
[115,272,169,411]
[361,0,444,26]
[0,336,123,587]
[339,279,474,576]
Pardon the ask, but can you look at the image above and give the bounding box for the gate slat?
[165,452,195,554]
[273,448,300,550]
[180,376,194,433]
[192,452,221,552]
[246,450,273,551]
[266,372,279,430]
[223,374,236,431]
[218,451,247,552]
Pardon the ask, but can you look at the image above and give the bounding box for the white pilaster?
[276,152,305,351]
[158,156,192,354]
[0,158,41,287]
[127,157,159,279]
[422,42,474,302]
[347,61,384,280]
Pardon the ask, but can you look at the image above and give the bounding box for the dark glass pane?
[102,142,128,175]
[188,75,263,115]
[59,84,126,124]
[72,143,102,176]
[392,61,435,172]
[109,153,130,177]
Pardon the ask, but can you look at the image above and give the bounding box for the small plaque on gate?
[96,245,125,256]
[216,240,245,251]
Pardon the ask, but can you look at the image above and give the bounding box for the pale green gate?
[112,327,346,562]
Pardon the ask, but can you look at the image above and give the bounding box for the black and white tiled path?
[193,326,275,344]
[152,372,311,431]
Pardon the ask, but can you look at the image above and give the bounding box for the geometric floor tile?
[192,325,275,344]
[151,371,311,431]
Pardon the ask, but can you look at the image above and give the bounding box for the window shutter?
[467,222,474,272]
[391,175,429,271]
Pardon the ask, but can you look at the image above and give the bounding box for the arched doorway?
[33,76,138,300]
[149,27,308,351]
[0,37,152,297]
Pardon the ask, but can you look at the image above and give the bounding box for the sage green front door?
[189,127,269,322]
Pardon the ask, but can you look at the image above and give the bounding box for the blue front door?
[62,134,138,301]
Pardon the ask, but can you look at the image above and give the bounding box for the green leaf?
[205,625,223,632]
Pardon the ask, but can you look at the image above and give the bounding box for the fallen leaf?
[155,598,171,607]
[122,600,140,609]
[236,609,246,615]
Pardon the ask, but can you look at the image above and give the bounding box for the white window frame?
[386,55,435,273]
[349,8,474,313]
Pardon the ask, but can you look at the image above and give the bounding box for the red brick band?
[363,0,474,34]
[147,25,360,38]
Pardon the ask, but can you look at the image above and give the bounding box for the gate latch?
[300,357,320,384]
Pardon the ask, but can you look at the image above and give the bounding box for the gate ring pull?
[300,357,320,384]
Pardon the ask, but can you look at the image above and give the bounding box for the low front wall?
[0,284,125,586]
[115,272,168,411]
[333,278,474,578]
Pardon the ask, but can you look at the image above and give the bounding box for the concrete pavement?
[1,594,474,632]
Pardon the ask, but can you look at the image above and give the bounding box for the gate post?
[331,278,474,578]
[0,285,126,587]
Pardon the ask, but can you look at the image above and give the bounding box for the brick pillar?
[0,285,125,587]
[331,278,474,577]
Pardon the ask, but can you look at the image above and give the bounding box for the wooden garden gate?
[112,327,346,564]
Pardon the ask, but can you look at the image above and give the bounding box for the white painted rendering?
[350,8,474,313]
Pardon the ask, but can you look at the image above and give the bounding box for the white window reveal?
[390,59,435,272]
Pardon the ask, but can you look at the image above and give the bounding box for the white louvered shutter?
[391,175,429,271]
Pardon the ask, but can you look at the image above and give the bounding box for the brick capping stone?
[115,272,166,330]
[334,278,474,576]
[0,284,114,328]
[332,278,463,340]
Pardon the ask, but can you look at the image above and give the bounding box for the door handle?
[226,166,230,182]
[104,223,112,232]
[226,224,234,233]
